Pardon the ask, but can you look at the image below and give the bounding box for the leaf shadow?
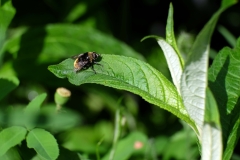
[209,55,240,149]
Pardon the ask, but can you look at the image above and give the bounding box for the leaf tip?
[140,35,161,42]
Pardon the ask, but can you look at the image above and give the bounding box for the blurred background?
[1,0,240,159]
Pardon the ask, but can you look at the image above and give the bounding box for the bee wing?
[71,54,84,59]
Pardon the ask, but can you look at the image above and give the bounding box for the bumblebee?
[72,51,101,74]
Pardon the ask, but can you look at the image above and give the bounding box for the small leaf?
[24,93,47,130]
[26,128,59,160]
[0,0,16,58]
[165,3,184,66]
[0,126,27,156]
[0,77,19,101]
[25,93,47,114]
[48,54,197,131]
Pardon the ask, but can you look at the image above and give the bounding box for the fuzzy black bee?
[72,51,102,74]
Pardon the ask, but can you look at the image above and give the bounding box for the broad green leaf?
[0,0,16,60]
[180,2,235,136]
[26,128,59,160]
[0,77,19,101]
[0,147,22,160]
[60,121,113,153]
[0,126,27,156]
[48,54,197,131]
[208,38,240,160]
[4,24,145,64]
[24,93,47,130]
[201,89,222,160]
[102,131,148,160]
[37,104,81,133]
[165,3,184,67]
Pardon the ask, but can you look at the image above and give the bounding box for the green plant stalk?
[109,109,122,160]
[96,136,105,160]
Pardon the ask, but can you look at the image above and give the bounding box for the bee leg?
[94,62,103,67]
[91,65,97,74]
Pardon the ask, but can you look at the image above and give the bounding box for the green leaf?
[102,131,148,160]
[48,54,197,131]
[4,24,145,64]
[0,0,16,59]
[180,2,235,136]
[26,128,59,160]
[201,88,222,160]
[0,126,27,156]
[37,104,82,133]
[0,77,19,101]
[165,3,184,66]
[161,126,198,160]
[0,147,22,160]
[204,89,221,125]
[208,38,240,160]
[24,93,47,130]
[158,38,183,94]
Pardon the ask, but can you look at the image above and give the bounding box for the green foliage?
[48,54,196,130]
[0,0,16,58]
[0,126,27,156]
[102,132,148,160]
[27,128,59,160]
[0,0,240,159]
[24,93,47,130]
[0,78,19,101]
[208,38,240,159]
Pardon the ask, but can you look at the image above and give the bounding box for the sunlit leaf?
[180,2,235,136]
[48,54,197,131]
